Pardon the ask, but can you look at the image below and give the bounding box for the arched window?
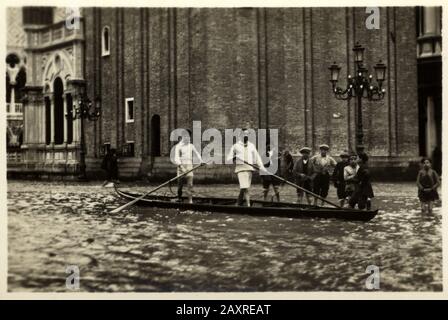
[102,26,110,57]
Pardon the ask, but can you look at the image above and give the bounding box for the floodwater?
[7,180,442,292]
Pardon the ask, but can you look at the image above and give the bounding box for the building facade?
[10,7,443,180]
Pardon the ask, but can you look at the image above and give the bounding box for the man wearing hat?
[331,150,350,207]
[292,146,315,205]
[310,144,337,206]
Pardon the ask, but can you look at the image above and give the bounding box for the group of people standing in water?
[171,127,440,213]
[265,144,374,210]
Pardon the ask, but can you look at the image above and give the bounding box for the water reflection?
[8,181,442,292]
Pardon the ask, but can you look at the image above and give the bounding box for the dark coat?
[293,157,315,182]
[352,163,374,198]
[102,153,118,179]
[280,153,294,178]
[332,161,349,185]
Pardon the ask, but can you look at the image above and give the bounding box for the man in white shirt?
[310,144,337,206]
[173,129,203,204]
[226,129,266,207]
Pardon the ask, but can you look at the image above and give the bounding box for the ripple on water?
[6,181,443,292]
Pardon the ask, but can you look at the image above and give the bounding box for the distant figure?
[332,150,350,207]
[173,129,203,204]
[343,152,360,206]
[310,144,337,206]
[101,148,118,186]
[417,157,440,214]
[293,147,314,205]
[279,149,294,181]
[348,152,374,210]
[261,145,281,202]
[226,128,266,207]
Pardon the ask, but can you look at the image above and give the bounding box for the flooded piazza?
[7,180,442,292]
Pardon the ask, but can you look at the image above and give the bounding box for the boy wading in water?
[173,129,203,204]
[227,129,266,207]
[417,158,440,214]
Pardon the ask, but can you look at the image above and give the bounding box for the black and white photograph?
[4,3,443,293]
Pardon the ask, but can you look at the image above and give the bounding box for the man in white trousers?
[227,128,266,207]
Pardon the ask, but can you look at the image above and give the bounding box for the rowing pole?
[109,162,206,214]
[240,159,341,209]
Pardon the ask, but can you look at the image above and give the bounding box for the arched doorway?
[53,77,64,145]
[151,115,161,156]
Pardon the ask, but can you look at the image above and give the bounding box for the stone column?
[10,86,15,107]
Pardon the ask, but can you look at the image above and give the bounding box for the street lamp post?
[66,94,101,180]
[329,42,387,154]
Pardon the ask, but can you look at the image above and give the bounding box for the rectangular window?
[122,142,135,157]
[125,98,134,123]
[22,7,53,25]
[100,143,111,157]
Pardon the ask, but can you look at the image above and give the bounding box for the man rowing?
[173,129,203,204]
[226,128,266,207]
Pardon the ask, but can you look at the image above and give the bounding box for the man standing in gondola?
[261,144,281,202]
[227,128,266,207]
[292,147,314,205]
[332,150,350,207]
[348,152,374,210]
[173,129,203,204]
[310,144,337,206]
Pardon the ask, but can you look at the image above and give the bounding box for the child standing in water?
[417,158,440,214]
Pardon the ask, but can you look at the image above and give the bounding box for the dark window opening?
[102,27,110,56]
[22,7,54,25]
[151,115,161,156]
[66,93,73,144]
[45,96,51,145]
[126,99,134,122]
[53,77,64,145]
[122,142,135,157]
[100,143,111,157]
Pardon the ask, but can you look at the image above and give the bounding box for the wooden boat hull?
[114,186,379,222]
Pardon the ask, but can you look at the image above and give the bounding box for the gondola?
[114,185,378,222]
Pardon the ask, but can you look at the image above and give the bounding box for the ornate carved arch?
[42,50,74,93]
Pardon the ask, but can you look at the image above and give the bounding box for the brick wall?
[83,7,420,179]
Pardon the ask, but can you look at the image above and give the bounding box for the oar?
[110,162,206,214]
[240,159,341,209]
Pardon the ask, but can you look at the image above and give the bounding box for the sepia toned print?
[6,6,442,292]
